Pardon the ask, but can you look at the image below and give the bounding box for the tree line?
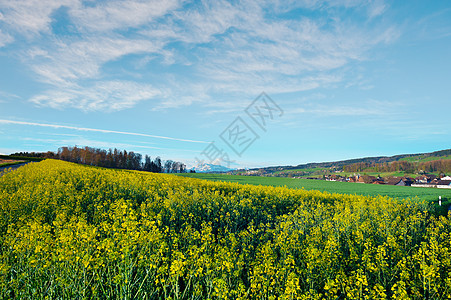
[12,146,188,173]
[343,159,451,174]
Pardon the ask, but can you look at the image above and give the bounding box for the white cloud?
[69,0,181,32]
[1,0,400,111]
[30,80,161,111]
[0,91,20,103]
[308,106,384,116]
[270,0,364,13]
[0,0,76,36]
[367,0,387,18]
[172,1,243,43]
[2,0,174,85]
[0,29,13,47]
[29,37,164,86]
[288,99,402,117]
[188,2,399,97]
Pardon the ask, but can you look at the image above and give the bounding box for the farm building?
[372,180,385,184]
[437,180,451,189]
[415,174,437,183]
[386,177,414,186]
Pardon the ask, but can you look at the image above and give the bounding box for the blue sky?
[0,0,450,169]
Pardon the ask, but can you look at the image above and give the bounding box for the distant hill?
[246,149,451,174]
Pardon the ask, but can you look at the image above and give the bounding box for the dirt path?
[0,162,32,176]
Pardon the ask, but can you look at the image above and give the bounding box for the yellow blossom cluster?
[0,159,450,299]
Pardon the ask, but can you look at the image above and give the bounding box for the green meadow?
[179,173,451,204]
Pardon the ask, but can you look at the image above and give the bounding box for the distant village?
[323,173,451,189]
[234,170,451,189]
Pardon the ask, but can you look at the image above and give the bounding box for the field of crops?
[0,159,25,168]
[180,173,451,204]
[1,160,451,299]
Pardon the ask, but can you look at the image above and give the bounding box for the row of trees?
[419,159,451,173]
[13,146,187,173]
[343,159,451,173]
[9,151,48,158]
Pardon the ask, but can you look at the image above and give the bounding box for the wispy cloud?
[413,7,451,40]
[286,99,403,118]
[186,1,399,98]
[0,91,20,103]
[30,80,161,111]
[0,0,76,36]
[367,0,387,18]
[28,37,165,86]
[0,0,399,111]
[304,105,387,116]
[0,119,209,144]
[70,0,181,33]
[0,28,13,47]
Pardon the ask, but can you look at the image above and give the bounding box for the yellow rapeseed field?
[1,159,450,299]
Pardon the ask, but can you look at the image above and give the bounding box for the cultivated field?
[1,160,451,299]
[0,158,25,167]
[180,173,451,205]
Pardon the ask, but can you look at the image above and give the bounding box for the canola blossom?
[0,160,450,299]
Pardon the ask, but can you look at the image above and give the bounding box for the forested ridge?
[11,146,188,173]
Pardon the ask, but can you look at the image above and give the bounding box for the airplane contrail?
[0,119,209,144]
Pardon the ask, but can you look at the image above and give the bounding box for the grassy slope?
[255,154,451,178]
[179,173,451,204]
[264,167,429,179]
[399,154,451,162]
[0,160,26,167]
[0,155,45,162]
[268,166,445,179]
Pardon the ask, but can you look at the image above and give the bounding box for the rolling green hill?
[230,149,451,178]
